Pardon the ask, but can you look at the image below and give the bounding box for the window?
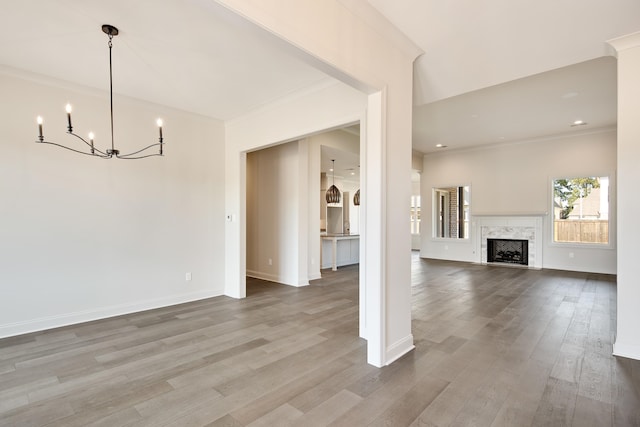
[433,186,470,239]
[553,176,609,244]
[410,195,421,234]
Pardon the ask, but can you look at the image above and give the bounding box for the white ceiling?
[368,0,640,154]
[368,0,640,106]
[321,143,360,183]
[2,0,640,156]
[412,56,617,153]
[0,0,333,121]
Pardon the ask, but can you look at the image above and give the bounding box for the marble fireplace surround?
[475,215,544,269]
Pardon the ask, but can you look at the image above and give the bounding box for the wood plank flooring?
[1,254,639,426]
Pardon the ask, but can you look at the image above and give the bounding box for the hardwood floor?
[1,254,639,426]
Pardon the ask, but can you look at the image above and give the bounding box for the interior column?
[609,31,640,360]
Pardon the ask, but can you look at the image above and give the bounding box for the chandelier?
[326,159,341,204]
[35,25,164,159]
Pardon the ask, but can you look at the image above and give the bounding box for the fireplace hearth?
[487,238,528,266]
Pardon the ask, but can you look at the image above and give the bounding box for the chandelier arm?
[67,132,110,156]
[116,152,164,160]
[36,141,112,158]
[116,143,164,158]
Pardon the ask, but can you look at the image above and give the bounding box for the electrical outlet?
[186,272,192,281]
[268,258,273,266]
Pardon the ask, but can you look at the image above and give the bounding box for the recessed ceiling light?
[435,144,447,148]
[571,120,587,127]
[329,168,333,172]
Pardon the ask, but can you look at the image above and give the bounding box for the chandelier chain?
[108,32,115,155]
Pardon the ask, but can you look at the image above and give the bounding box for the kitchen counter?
[321,234,359,271]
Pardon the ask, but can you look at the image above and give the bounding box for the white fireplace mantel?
[474,215,545,269]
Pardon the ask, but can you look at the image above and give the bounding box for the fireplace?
[487,238,528,266]
[476,215,542,269]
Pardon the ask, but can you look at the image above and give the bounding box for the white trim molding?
[0,290,221,339]
[613,341,640,361]
[386,334,416,365]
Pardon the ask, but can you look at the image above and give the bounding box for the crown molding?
[607,31,640,57]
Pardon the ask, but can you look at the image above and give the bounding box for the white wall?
[246,141,307,286]
[0,71,226,337]
[421,129,616,274]
[307,137,322,280]
[225,81,366,297]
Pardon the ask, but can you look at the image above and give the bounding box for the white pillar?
[608,31,640,360]
[218,0,418,367]
[225,150,246,299]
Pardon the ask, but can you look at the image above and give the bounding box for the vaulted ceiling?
[2,0,640,156]
[368,0,640,153]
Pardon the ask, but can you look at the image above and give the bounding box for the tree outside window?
[553,176,609,244]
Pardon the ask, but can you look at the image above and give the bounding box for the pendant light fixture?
[326,159,341,204]
[35,25,164,159]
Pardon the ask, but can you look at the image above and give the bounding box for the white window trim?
[549,175,613,249]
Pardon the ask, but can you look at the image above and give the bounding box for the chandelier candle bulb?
[37,116,43,142]
[88,132,95,154]
[157,119,163,155]
[65,104,73,132]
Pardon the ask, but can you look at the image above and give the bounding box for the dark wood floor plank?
[368,374,449,427]
[286,351,375,414]
[490,358,552,427]
[450,366,518,426]
[297,389,363,426]
[0,256,638,427]
[0,399,75,427]
[228,356,351,425]
[612,356,640,426]
[572,394,613,427]
[531,377,579,426]
[578,349,614,404]
[550,342,585,384]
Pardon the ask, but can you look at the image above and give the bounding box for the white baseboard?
[613,341,640,361]
[308,272,322,281]
[246,270,282,283]
[246,270,310,287]
[385,334,415,365]
[0,290,221,339]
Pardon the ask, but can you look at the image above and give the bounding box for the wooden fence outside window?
[554,220,609,244]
